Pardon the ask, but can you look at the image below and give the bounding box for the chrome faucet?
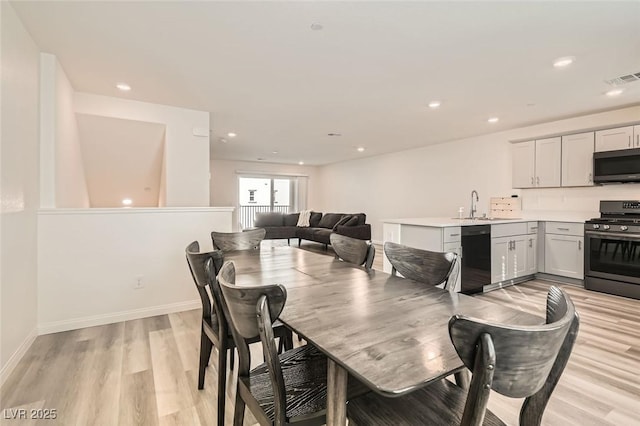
[470,190,479,219]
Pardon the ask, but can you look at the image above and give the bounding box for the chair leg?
[229,347,235,370]
[287,238,290,246]
[285,329,293,351]
[233,391,245,426]
[217,343,227,426]
[198,332,212,390]
[298,239,301,247]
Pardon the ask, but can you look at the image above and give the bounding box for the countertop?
[383,211,596,228]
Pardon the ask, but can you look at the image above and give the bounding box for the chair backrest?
[185,241,225,321]
[211,228,266,252]
[330,233,375,269]
[217,260,289,423]
[384,241,458,290]
[448,286,579,426]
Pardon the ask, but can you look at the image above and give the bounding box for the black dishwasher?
[461,225,491,294]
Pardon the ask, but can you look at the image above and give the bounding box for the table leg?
[327,358,348,426]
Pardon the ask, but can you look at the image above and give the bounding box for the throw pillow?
[318,213,343,229]
[332,215,353,231]
[344,216,359,226]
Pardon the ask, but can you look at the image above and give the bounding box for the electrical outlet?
[134,275,144,289]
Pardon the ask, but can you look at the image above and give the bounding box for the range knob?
[592,224,600,229]
[603,225,611,230]
[621,225,629,231]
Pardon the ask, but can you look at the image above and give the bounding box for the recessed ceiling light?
[357,147,365,152]
[116,83,131,91]
[311,23,323,31]
[553,56,575,68]
[272,151,279,154]
[428,101,441,108]
[488,117,499,123]
[298,161,305,165]
[227,132,237,138]
[605,88,624,97]
[219,138,228,143]
[122,198,132,206]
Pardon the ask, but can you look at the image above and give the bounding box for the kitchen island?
[382,213,594,293]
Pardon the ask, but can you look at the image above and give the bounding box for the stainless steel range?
[584,200,640,299]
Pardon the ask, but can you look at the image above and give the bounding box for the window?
[237,175,306,229]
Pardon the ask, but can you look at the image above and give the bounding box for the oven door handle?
[585,231,640,241]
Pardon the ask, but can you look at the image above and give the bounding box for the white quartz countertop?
[383,211,596,228]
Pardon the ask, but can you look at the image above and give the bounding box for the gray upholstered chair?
[384,241,458,290]
[218,261,367,426]
[329,233,375,270]
[347,286,579,426]
[211,228,266,252]
[185,242,292,426]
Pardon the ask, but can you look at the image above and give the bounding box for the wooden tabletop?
[227,246,542,397]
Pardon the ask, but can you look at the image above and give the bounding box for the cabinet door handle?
[530,176,534,185]
[629,135,632,147]
[449,233,459,237]
[588,172,592,183]
[536,176,540,185]
[637,134,639,147]
[557,227,570,231]
[529,238,533,248]
[578,240,582,250]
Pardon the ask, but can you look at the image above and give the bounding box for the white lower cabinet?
[526,235,537,276]
[544,234,584,280]
[491,234,528,283]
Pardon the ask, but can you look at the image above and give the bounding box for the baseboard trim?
[0,328,37,387]
[37,300,201,335]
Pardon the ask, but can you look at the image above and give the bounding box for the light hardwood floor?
[1,240,639,425]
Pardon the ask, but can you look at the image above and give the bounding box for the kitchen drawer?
[545,221,583,236]
[527,222,539,234]
[444,227,461,243]
[491,222,528,238]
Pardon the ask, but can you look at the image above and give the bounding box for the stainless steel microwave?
[593,148,640,184]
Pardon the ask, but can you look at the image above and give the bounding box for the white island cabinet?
[382,221,461,292]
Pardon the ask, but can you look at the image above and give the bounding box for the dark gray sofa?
[253,211,371,247]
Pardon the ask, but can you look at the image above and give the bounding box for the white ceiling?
[76,114,165,207]
[12,1,640,166]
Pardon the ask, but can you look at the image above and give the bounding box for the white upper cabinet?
[512,138,560,188]
[512,141,535,188]
[561,132,595,187]
[595,126,634,152]
[534,137,561,187]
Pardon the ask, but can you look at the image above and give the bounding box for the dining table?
[226,245,542,426]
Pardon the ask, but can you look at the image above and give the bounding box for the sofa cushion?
[263,226,297,239]
[255,212,284,227]
[309,212,323,227]
[296,227,316,240]
[350,213,366,226]
[332,215,352,230]
[283,213,300,226]
[318,213,343,229]
[312,228,333,244]
[344,216,359,226]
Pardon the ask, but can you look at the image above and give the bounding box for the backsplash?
[520,184,640,212]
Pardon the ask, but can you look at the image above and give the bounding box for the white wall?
[39,54,90,208]
[0,1,40,384]
[74,93,210,207]
[317,106,640,241]
[55,56,90,207]
[37,207,233,333]
[210,159,322,228]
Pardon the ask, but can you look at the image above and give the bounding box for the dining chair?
[185,242,293,426]
[329,233,375,270]
[384,241,459,290]
[211,228,266,252]
[217,260,368,426]
[347,286,579,426]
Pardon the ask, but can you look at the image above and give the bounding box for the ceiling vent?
[605,72,640,86]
